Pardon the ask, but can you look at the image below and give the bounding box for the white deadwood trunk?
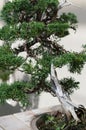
[50,64,80,122]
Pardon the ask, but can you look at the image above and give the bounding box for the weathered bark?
[50,64,80,122]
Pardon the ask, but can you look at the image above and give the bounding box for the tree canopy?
[0,0,86,107]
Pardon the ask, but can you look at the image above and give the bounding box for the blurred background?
[0,0,86,116]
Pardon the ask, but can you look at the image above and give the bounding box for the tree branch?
[50,63,80,122]
[58,0,80,10]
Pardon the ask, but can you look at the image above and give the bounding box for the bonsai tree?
[0,0,86,123]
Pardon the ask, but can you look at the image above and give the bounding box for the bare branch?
[58,0,81,10]
[51,64,80,122]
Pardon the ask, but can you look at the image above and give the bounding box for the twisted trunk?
[50,64,80,122]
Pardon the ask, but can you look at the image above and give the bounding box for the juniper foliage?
[0,0,86,106]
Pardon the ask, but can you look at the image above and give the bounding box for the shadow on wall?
[0,102,21,116]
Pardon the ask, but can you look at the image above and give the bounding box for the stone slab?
[14,110,35,126]
[0,115,30,130]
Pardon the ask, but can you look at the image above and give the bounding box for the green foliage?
[19,21,45,39]
[47,22,69,37]
[60,13,78,24]
[37,113,66,130]
[27,22,45,37]
[38,52,54,72]
[0,70,10,81]
[0,22,45,40]
[34,0,59,11]
[53,52,86,73]
[0,81,29,106]
[0,45,24,80]
[0,19,74,41]
[0,0,85,105]
[1,0,31,24]
[1,0,59,24]
[37,113,86,130]
[0,45,24,70]
[23,52,54,84]
[0,0,77,42]
[0,24,19,40]
[60,77,79,95]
